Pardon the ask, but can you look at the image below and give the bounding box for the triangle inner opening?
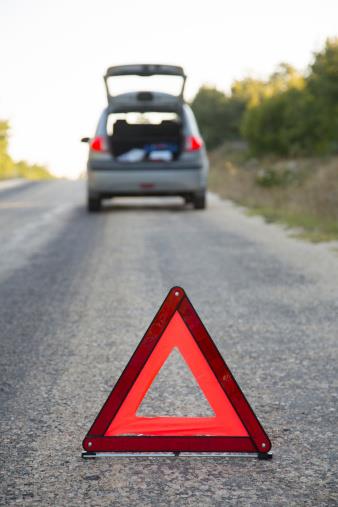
[136,348,215,417]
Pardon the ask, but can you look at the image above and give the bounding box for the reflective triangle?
[105,312,248,436]
[83,287,271,454]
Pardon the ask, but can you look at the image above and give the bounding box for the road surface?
[0,180,337,506]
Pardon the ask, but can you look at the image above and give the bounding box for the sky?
[1,0,338,178]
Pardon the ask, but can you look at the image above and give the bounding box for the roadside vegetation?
[0,120,53,180]
[191,38,338,242]
[209,143,338,242]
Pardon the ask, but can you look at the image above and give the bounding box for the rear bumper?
[87,164,207,196]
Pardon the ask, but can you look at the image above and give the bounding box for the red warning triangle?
[83,287,271,454]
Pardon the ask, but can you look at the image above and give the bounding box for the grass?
[246,207,338,243]
[209,142,338,243]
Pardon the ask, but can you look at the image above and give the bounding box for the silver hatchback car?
[82,64,209,212]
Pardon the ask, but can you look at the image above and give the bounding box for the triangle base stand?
[82,451,273,460]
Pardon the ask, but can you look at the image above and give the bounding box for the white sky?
[1,0,338,178]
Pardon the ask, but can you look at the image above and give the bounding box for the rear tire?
[87,195,101,212]
[193,191,206,210]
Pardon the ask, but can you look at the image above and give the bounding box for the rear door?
[104,64,186,105]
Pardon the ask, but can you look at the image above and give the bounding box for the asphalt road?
[0,180,337,506]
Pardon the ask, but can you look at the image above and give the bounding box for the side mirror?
[81,137,90,143]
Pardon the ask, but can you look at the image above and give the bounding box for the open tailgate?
[104,64,187,103]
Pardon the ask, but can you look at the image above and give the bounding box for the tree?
[0,121,17,178]
[191,86,245,149]
[191,38,338,156]
[241,87,316,155]
[306,38,338,153]
[0,119,53,179]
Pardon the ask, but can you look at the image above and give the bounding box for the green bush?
[242,88,317,156]
[191,86,245,149]
[191,38,338,157]
[256,167,299,187]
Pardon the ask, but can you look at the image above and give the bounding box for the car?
[82,64,209,212]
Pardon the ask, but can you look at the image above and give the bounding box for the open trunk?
[107,113,184,162]
[104,64,186,103]
[103,65,188,163]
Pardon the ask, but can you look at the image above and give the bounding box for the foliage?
[255,167,299,187]
[0,121,53,180]
[0,120,15,179]
[306,38,338,153]
[191,38,338,156]
[241,87,315,155]
[190,86,245,149]
[208,142,338,242]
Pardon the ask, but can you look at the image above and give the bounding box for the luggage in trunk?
[109,119,183,161]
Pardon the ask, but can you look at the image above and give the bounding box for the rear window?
[106,75,184,97]
[107,112,180,135]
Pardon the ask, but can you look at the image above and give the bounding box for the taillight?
[185,135,203,152]
[90,136,107,152]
